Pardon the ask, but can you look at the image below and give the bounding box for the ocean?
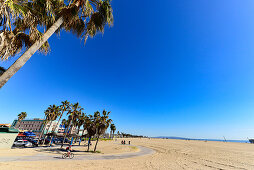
[155,137,250,143]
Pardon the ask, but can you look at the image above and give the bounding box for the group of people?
[121,140,131,145]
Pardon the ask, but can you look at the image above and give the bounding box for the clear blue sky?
[1,0,254,140]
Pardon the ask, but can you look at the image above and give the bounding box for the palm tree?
[42,105,59,145]
[61,119,68,130]
[0,0,114,88]
[60,118,69,141]
[49,105,61,145]
[110,124,116,139]
[61,102,83,148]
[70,103,84,145]
[0,0,33,60]
[94,110,112,152]
[16,112,27,129]
[37,115,48,145]
[49,101,70,144]
[76,112,86,145]
[84,114,96,151]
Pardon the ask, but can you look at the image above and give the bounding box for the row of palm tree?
[38,100,115,152]
[118,132,146,138]
[0,0,113,88]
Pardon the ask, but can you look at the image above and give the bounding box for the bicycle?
[62,152,74,159]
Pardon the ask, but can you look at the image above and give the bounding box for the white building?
[43,121,60,134]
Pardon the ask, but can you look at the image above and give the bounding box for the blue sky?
[1,0,254,139]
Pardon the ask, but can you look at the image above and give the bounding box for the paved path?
[0,145,155,162]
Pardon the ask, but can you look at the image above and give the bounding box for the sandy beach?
[0,138,254,169]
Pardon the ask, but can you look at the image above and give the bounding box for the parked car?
[51,138,62,144]
[58,138,71,144]
[27,138,39,147]
[37,138,50,145]
[13,140,33,147]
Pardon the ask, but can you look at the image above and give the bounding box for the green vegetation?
[82,138,112,141]
[87,150,101,153]
[110,124,116,139]
[119,132,147,138]
[37,100,115,152]
[17,112,27,127]
[130,146,138,150]
[100,138,112,141]
[0,0,113,88]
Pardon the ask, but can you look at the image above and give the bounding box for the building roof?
[0,124,11,127]
[13,119,44,121]
[0,127,19,133]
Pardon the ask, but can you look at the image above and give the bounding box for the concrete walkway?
[0,145,155,162]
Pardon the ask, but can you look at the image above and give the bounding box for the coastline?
[1,138,254,169]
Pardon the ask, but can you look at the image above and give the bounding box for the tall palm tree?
[76,112,85,145]
[40,108,52,145]
[61,102,83,147]
[70,103,84,145]
[94,110,112,152]
[110,124,116,139]
[48,101,70,144]
[16,112,27,129]
[57,101,70,128]
[0,0,113,88]
[37,115,48,145]
[84,114,96,151]
[60,118,70,141]
[42,105,59,145]
[49,105,61,145]
[0,0,33,60]
[61,119,68,130]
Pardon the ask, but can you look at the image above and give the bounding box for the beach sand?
[1,138,254,169]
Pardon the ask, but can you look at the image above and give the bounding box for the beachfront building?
[0,124,11,128]
[12,118,44,136]
[0,127,19,149]
[12,119,60,137]
[43,120,60,134]
[57,125,65,134]
[103,133,110,138]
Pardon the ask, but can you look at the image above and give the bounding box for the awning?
[18,133,26,137]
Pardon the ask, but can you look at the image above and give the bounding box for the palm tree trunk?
[79,129,85,146]
[87,137,91,151]
[84,134,87,146]
[43,120,53,145]
[75,127,80,145]
[37,120,47,145]
[61,120,72,148]
[61,125,70,148]
[49,134,54,146]
[49,112,63,145]
[0,17,64,88]
[94,137,99,152]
